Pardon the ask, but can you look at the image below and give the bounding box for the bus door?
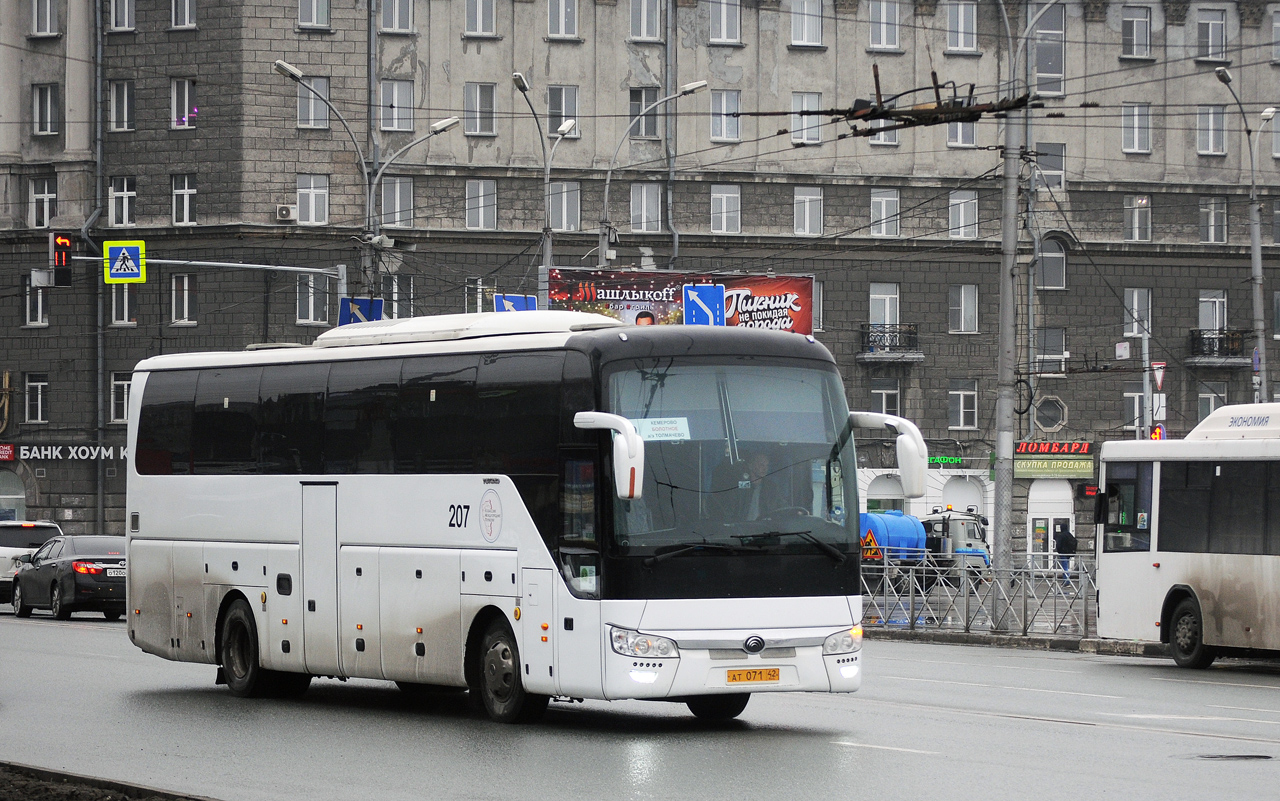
[301,482,340,675]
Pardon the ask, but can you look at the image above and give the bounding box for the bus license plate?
[106,568,126,577]
[727,668,780,684]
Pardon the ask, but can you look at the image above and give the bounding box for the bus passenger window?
[1102,461,1152,553]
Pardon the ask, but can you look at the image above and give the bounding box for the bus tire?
[477,618,548,724]
[219,598,269,697]
[1170,598,1216,669]
[687,693,750,721]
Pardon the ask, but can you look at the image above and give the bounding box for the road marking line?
[879,674,1121,699]
[1099,712,1280,726]
[1210,704,1280,716]
[872,655,1083,675]
[831,742,939,755]
[1154,676,1280,692]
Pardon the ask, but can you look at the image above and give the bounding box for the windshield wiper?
[734,530,846,564]
[643,541,752,567]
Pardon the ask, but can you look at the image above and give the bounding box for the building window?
[629,87,659,137]
[111,284,135,326]
[171,274,196,324]
[25,374,48,424]
[1033,327,1066,373]
[871,378,900,416]
[296,274,329,324]
[550,181,580,232]
[300,0,329,27]
[1274,11,1280,62]
[171,79,196,129]
[109,0,135,29]
[32,84,59,135]
[109,80,134,132]
[548,86,579,136]
[948,190,977,238]
[381,274,413,319]
[382,0,410,31]
[1036,142,1065,189]
[1198,381,1227,421]
[1124,194,1151,241]
[1121,103,1151,153]
[32,0,55,34]
[297,77,329,128]
[631,0,660,39]
[794,187,823,236]
[1197,105,1226,155]
[1123,287,1151,336]
[710,0,740,43]
[466,0,495,35]
[382,176,413,228]
[870,102,898,146]
[464,83,496,135]
[381,79,413,132]
[29,176,56,229]
[549,0,576,36]
[870,189,900,237]
[1199,197,1227,243]
[110,373,132,424]
[946,1,976,51]
[948,379,978,429]
[1036,239,1067,289]
[24,278,48,327]
[710,90,741,142]
[466,179,497,230]
[710,184,741,234]
[948,120,976,148]
[791,0,822,46]
[297,174,329,225]
[1199,289,1227,330]
[172,174,196,226]
[1197,9,1226,60]
[869,282,900,326]
[109,176,136,227]
[1121,6,1151,57]
[869,0,899,49]
[1032,3,1065,96]
[791,92,821,144]
[949,284,978,333]
[631,183,661,232]
[1122,380,1145,429]
[172,0,194,28]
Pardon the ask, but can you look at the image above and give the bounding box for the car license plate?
[726,668,780,684]
[106,568,126,577]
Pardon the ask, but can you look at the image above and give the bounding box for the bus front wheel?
[477,618,548,724]
[220,598,269,697]
[687,693,750,721]
[1170,598,1216,669]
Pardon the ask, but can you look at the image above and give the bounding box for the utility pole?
[1141,324,1152,439]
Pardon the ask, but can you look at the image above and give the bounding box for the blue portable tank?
[858,510,927,561]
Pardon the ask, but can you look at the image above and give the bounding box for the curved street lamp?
[513,73,577,270]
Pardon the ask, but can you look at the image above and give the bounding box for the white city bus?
[125,311,926,721]
[1097,403,1280,668]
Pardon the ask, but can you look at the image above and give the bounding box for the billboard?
[546,268,815,334]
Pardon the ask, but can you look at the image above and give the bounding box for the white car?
[1,521,63,606]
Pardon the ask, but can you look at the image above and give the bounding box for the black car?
[12,535,127,620]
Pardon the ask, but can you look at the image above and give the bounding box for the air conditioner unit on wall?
[276,204,298,222]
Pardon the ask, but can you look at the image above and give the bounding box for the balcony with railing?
[1186,328,1252,367]
[856,323,925,363]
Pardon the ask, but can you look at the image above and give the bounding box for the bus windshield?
[605,358,857,559]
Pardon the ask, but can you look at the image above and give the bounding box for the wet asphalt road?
[3,610,1280,801]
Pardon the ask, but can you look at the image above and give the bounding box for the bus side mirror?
[850,412,929,498]
[1093,491,1107,525]
[573,412,646,500]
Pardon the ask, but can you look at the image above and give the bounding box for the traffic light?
[45,232,74,287]
[1150,424,1166,440]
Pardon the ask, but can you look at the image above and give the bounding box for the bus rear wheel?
[1170,598,1216,669]
[220,598,269,697]
[687,693,750,721]
[476,618,548,724]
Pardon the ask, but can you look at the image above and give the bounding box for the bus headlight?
[610,627,679,658]
[823,626,863,655]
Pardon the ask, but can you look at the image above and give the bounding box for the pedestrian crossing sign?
[103,240,146,283]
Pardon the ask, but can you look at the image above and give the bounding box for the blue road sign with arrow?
[338,297,384,326]
[682,284,725,326]
[493,294,538,312]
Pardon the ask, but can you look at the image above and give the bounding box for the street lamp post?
[512,73,576,270]
[598,80,707,268]
[1216,66,1273,403]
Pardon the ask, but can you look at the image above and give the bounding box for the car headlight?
[823,626,863,655]
[610,626,679,658]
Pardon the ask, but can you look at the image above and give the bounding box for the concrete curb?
[864,627,1171,658]
[0,760,224,801]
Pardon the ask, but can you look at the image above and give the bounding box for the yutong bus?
[125,311,926,722]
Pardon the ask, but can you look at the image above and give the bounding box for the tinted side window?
[1157,461,1210,552]
[193,367,262,474]
[395,355,479,473]
[1160,460,1275,554]
[259,363,329,474]
[324,359,401,474]
[136,371,198,475]
[1209,462,1266,554]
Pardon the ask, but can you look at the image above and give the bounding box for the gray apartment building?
[1,0,1277,562]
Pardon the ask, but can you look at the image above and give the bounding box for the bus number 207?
[448,504,471,528]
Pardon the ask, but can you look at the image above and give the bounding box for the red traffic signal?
[47,232,74,287]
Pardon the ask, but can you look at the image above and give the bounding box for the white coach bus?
[125,311,926,722]
[1097,403,1280,668]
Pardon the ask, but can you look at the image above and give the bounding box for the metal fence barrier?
[859,554,1096,637]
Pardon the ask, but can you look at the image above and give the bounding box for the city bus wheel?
[220,599,268,697]
[687,693,750,721]
[477,618,548,724]
[1170,598,1216,669]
